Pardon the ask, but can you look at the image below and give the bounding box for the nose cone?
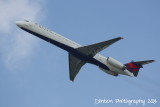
[16,21,23,28]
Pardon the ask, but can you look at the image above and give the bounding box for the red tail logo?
[125,62,143,77]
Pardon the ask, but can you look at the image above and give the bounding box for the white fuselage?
[16,20,134,77]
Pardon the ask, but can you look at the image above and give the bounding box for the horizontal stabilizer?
[132,60,155,65]
[125,60,155,77]
[76,37,123,57]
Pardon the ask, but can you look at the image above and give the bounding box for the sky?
[0,0,160,107]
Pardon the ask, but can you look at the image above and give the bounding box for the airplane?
[16,20,155,81]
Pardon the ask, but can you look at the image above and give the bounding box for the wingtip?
[115,37,123,40]
[70,77,74,82]
[119,37,124,39]
[70,79,74,82]
[151,60,155,63]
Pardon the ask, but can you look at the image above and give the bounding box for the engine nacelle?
[107,57,126,70]
[99,67,118,76]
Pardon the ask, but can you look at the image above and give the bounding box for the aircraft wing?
[69,53,86,81]
[69,37,122,81]
[76,37,123,57]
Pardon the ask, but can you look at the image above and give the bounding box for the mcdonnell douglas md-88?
[16,20,155,81]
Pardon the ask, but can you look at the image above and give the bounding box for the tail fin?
[125,60,155,77]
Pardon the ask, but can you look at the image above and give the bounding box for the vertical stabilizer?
[125,60,155,77]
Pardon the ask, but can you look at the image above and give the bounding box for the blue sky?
[0,0,160,107]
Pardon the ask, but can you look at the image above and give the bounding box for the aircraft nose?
[16,21,23,27]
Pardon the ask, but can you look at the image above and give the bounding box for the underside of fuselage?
[20,27,110,71]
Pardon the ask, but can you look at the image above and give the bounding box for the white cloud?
[0,0,45,70]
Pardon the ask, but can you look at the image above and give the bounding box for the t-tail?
[125,60,155,77]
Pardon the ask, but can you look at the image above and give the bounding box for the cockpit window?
[24,20,29,22]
